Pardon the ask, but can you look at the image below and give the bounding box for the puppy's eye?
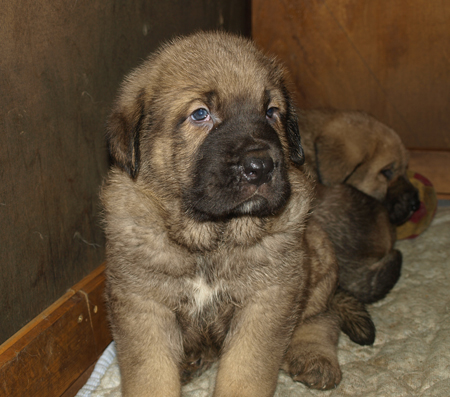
[266,107,279,119]
[191,108,210,122]
[380,167,394,180]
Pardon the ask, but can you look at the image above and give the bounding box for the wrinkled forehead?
[370,127,409,172]
[351,116,407,157]
[150,35,285,109]
[377,125,407,156]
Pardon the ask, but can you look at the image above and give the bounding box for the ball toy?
[396,170,437,240]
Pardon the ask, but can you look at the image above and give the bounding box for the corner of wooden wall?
[409,150,450,200]
[0,264,112,397]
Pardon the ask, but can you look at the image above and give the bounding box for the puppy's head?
[313,111,420,225]
[106,32,304,221]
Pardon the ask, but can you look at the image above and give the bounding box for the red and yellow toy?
[396,170,438,240]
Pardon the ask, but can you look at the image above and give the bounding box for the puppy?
[101,32,371,396]
[311,184,402,304]
[299,109,420,225]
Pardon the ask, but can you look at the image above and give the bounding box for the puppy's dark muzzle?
[384,175,421,225]
[242,153,274,186]
[408,193,421,213]
[184,110,291,220]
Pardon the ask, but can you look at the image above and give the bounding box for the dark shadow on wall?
[0,0,251,343]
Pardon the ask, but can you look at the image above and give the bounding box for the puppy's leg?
[213,289,295,397]
[283,312,341,390]
[330,288,375,346]
[110,299,183,397]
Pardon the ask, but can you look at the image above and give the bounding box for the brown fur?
[100,32,355,396]
[299,109,420,225]
[312,184,402,304]
[297,109,419,307]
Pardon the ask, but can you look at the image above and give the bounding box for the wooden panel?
[75,265,112,355]
[252,0,450,150]
[0,265,112,397]
[1,0,250,343]
[0,293,96,397]
[61,363,96,397]
[409,150,450,198]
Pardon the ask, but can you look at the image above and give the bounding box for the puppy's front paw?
[286,350,342,390]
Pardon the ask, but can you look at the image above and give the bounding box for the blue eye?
[191,108,209,121]
[266,107,278,118]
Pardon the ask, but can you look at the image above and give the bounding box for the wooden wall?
[3,0,448,347]
[252,0,450,197]
[0,0,250,344]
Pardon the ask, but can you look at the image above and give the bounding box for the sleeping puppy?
[101,32,371,397]
[299,109,420,225]
[298,109,416,304]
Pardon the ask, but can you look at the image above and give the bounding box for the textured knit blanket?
[77,207,450,397]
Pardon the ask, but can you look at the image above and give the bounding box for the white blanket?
[77,207,450,397]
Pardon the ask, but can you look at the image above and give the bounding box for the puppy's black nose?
[242,155,274,186]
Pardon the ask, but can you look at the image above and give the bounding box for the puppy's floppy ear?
[106,89,147,179]
[283,88,305,166]
[314,134,366,185]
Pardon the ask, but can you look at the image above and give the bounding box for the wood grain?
[0,265,112,397]
[1,0,250,344]
[61,363,96,397]
[252,0,450,150]
[409,150,450,198]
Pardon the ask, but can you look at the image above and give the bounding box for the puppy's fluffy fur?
[299,109,420,225]
[297,109,419,304]
[312,184,401,304]
[101,32,370,397]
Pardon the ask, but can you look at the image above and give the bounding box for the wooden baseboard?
[61,362,96,397]
[0,264,112,397]
[408,150,450,199]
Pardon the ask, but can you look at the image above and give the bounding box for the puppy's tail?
[330,288,375,346]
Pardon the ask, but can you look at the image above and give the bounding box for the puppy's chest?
[187,276,224,314]
[181,255,242,319]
